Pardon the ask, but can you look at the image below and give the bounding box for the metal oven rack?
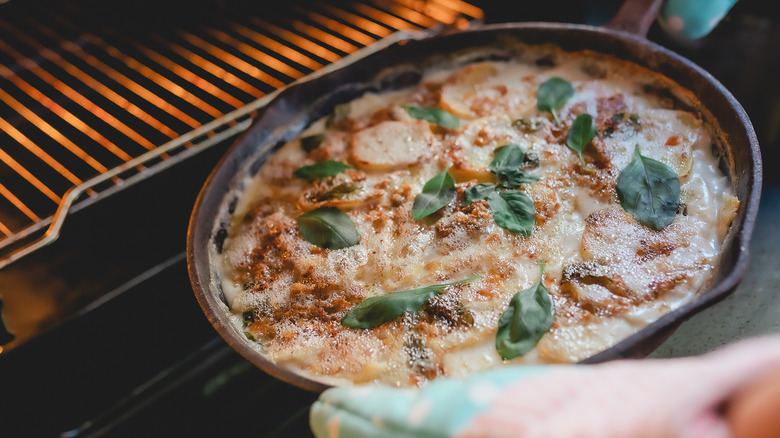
[0,0,483,269]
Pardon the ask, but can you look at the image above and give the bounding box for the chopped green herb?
[512,118,543,133]
[300,134,326,153]
[326,103,350,128]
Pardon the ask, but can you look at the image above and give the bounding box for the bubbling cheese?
[219,48,738,387]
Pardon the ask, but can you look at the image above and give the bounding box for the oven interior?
[1,0,778,436]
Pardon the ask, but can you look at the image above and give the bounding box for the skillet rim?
[187,21,762,392]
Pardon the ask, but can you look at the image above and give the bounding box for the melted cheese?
[219,49,738,387]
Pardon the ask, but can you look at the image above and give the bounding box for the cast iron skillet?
[188,0,762,392]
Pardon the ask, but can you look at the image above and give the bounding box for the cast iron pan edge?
[187,22,762,391]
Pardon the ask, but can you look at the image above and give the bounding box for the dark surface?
[0,0,778,437]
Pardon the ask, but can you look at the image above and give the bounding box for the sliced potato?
[350,120,434,170]
[440,62,536,119]
[605,109,701,176]
[440,63,498,117]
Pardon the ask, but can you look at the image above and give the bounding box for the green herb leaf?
[294,160,352,181]
[462,183,496,206]
[566,113,596,160]
[487,191,536,236]
[626,113,641,133]
[412,169,456,221]
[489,143,526,176]
[512,118,543,133]
[501,171,540,188]
[300,134,325,153]
[326,103,350,128]
[537,77,574,126]
[496,267,554,360]
[616,145,680,231]
[296,207,360,249]
[342,277,479,329]
[405,105,460,128]
[488,144,539,189]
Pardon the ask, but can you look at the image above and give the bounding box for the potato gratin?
[219,48,739,387]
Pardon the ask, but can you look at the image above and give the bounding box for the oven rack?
[0,0,482,269]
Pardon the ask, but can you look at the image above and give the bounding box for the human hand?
[310,335,780,438]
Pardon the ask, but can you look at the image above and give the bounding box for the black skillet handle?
[604,0,665,37]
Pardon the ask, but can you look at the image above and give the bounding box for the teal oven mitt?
[310,335,780,438]
[658,0,739,39]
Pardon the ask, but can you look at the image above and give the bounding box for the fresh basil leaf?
[300,134,325,153]
[294,160,352,181]
[487,143,539,189]
[342,277,479,329]
[462,183,496,206]
[296,207,360,249]
[537,77,574,126]
[489,143,526,176]
[501,171,540,189]
[496,268,554,360]
[566,113,596,160]
[487,191,536,237]
[404,105,460,128]
[616,146,680,231]
[412,169,456,221]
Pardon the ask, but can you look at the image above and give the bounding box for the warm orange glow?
[0,346,4,355]
[393,0,453,23]
[0,89,108,174]
[81,34,223,120]
[320,4,395,38]
[250,17,342,63]
[0,32,160,151]
[229,24,324,71]
[130,43,245,109]
[1,19,182,139]
[0,63,133,162]
[433,0,484,19]
[149,35,265,98]
[290,19,360,54]
[301,8,377,46]
[0,220,11,237]
[0,117,83,186]
[368,0,436,27]
[0,182,39,221]
[205,28,305,79]
[178,32,287,89]
[0,145,60,203]
[25,15,203,132]
[354,3,422,30]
